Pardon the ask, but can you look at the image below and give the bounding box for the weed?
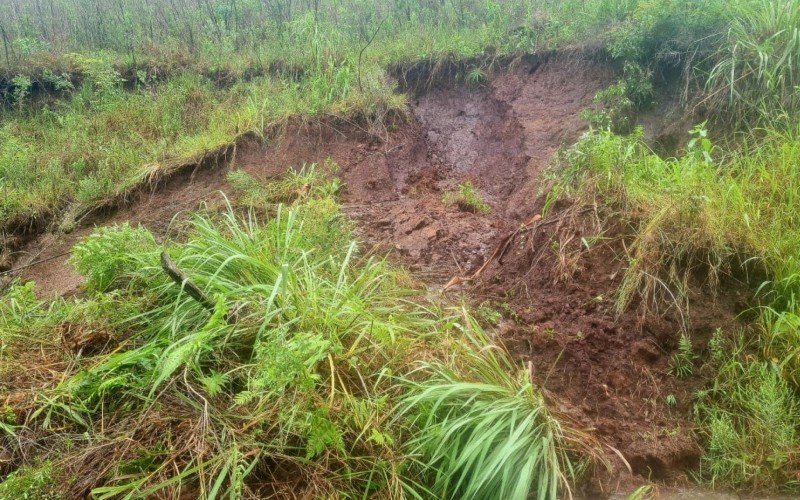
[477,301,503,326]
[467,67,487,86]
[442,181,491,214]
[696,348,800,490]
[0,462,61,499]
[555,126,800,314]
[670,334,696,378]
[762,308,800,387]
[70,223,158,292]
[498,302,520,322]
[709,328,726,365]
[627,484,654,499]
[227,161,341,209]
[2,0,800,495]
[706,0,800,123]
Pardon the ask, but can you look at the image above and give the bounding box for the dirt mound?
[5,51,733,494]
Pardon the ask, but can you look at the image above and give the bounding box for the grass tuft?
[442,181,491,214]
[401,314,583,500]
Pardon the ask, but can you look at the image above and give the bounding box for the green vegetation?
[543,0,800,485]
[0,0,796,244]
[670,335,696,378]
[551,120,800,490]
[696,334,800,490]
[3,0,800,496]
[402,320,586,499]
[442,181,491,214]
[0,169,580,497]
[0,462,60,499]
[0,66,401,237]
[554,125,800,314]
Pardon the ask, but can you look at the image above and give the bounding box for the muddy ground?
[8,52,744,496]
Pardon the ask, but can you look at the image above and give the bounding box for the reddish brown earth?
[7,52,742,495]
[470,206,748,494]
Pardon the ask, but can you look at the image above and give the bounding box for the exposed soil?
[6,51,743,495]
[7,162,232,297]
[470,206,748,494]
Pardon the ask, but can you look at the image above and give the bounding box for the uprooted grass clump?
[401,317,590,499]
[0,171,582,498]
[554,125,800,314]
[226,160,343,209]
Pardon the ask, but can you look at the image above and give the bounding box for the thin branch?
[357,17,386,93]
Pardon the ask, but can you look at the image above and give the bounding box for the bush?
[696,344,800,491]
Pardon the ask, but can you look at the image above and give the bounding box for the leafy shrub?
[581,62,652,133]
[70,223,157,292]
[0,462,61,499]
[42,70,75,92]
[11,74,32,108]
[696,353,800,490]
[65,53,124,96]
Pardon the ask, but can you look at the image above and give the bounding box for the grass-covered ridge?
[0,60,403,240]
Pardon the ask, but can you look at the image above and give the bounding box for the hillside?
[2,1,800,498]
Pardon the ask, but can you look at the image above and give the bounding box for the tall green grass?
[0,170,581,498]
[401,315,582,500]
[707,0,800,122]
[50,193,427,496]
